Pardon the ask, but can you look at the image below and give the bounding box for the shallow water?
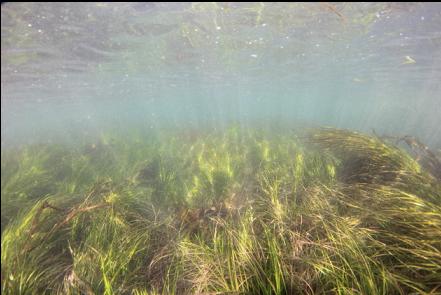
[1,3,441,294]
[2,3,441,147]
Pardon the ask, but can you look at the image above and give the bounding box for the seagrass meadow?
[2,2,441,295]
[1,127,440,294]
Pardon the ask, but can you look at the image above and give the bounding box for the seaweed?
[1,127,440,294]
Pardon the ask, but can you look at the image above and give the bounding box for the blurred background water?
[1,2,441,148]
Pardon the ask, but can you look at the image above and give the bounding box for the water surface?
[1,2,441,146]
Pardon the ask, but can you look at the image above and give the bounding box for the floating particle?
[402,56,416,65]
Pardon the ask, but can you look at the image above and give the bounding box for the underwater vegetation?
[1,127,440,295]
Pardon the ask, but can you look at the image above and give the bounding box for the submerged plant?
[1,127,440,294]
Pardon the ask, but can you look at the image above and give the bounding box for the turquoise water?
[1,3,441,146]
[2,4,441,294]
